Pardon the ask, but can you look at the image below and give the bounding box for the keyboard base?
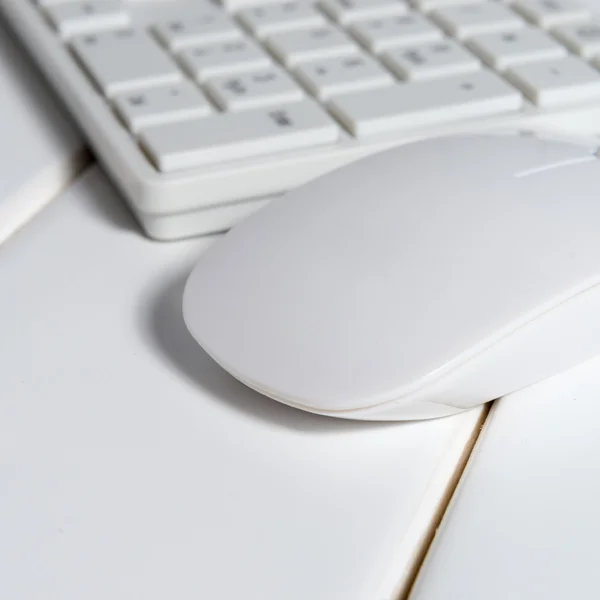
[138,194,272,240]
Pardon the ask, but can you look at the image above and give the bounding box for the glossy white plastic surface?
[184,134,600,420]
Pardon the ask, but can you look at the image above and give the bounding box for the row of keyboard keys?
[135,53,600,173]
[51,0,600,176]
[70,24,600,124]
[42,0,594,37]
[54,0,600,74]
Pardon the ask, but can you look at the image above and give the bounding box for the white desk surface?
[0,168,484,600]
[0,20,86,245]
[411,356,600,599]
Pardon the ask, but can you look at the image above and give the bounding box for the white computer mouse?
[183,133,600,420]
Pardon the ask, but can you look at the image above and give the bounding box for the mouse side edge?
[184,271,600,420]
[342,280,600,420]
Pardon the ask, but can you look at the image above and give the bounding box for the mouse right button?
[387,133,595,178]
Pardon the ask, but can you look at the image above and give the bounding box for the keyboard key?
[382,39,481,80]
[44,0,130,38]
[506,55,600,105]
[205,67,305,111]
[431,3,525,39]
[412,0,486,12]
[553,20,600,58]
[319,0,408,24]
[37,0,87,4]
[349,13,443,53]
[153,11,241,51]
[178,39,271,81]
[71,30,182,97]
[237,2,327,37]
[265,26,358,66]
[295,54,394,99]
[467,28,567,70]
[513,0,590,28]
[113,81,212,133]
[140,100,340,171]
[329,70,522,135]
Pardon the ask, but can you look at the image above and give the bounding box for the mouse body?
[183,134,600,420]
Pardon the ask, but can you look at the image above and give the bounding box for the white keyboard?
[4,0,600,239]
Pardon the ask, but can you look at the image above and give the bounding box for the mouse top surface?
[183,134,600,418]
